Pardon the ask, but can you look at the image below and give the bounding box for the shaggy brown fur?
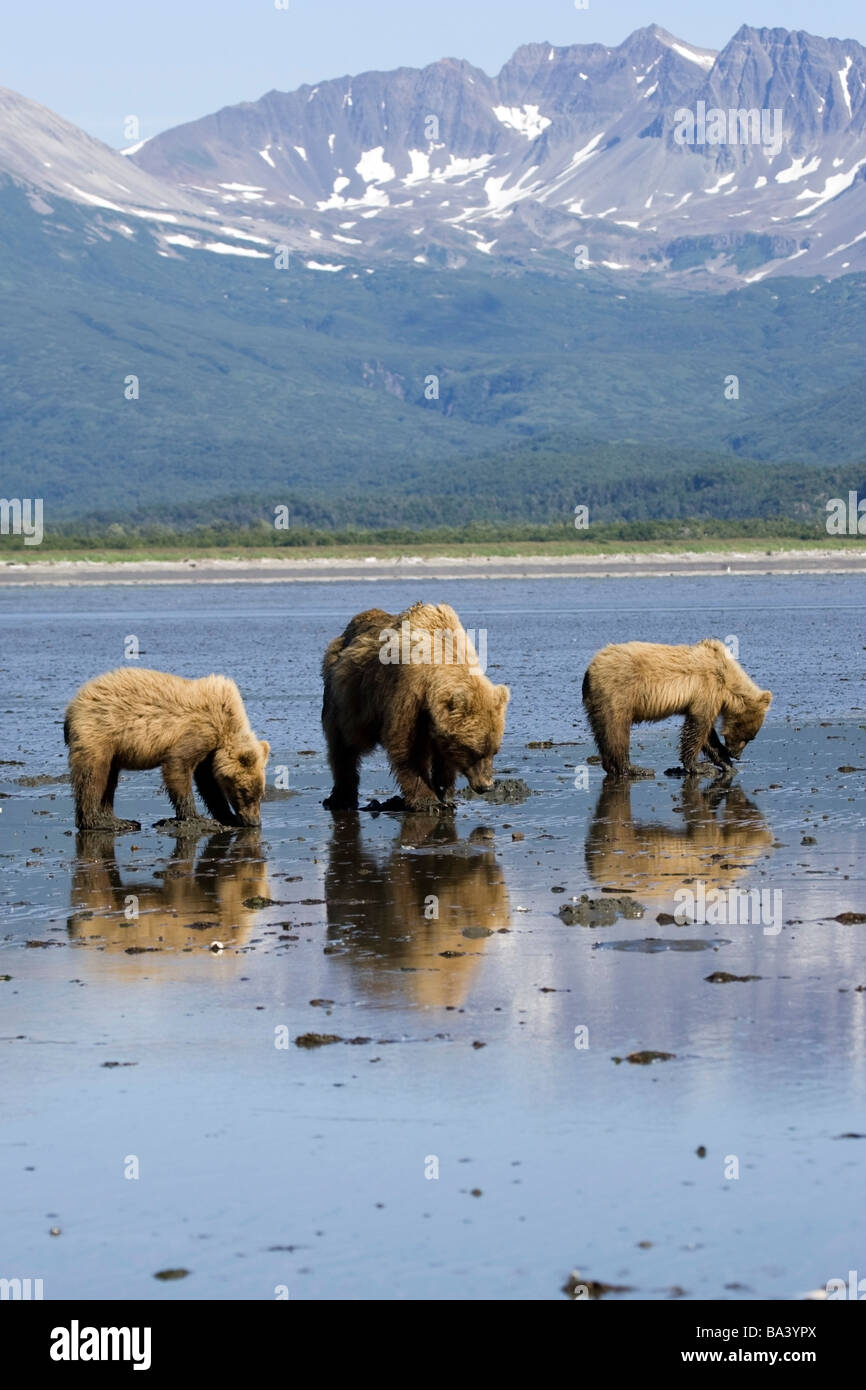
[582,639,772,779]
[322,601,510,811]
[64,668,270,831]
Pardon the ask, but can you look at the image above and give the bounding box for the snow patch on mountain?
[775,155,821,183]
[838,57,853,117]
[356,147,395,183]
[668,40,715,70]
[492,105,551,139]
[794,159,866,216]
[204,241,269,257]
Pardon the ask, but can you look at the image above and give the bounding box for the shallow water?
[1,576,864,1300]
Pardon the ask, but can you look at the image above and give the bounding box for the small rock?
[460,778,531,805]
[559,894,645,927]
[620,1050,675,1065]
[295,1033,343,1048]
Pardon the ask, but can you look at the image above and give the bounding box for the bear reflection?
[324,814,511,1007]
[585,778,774,910]
[68,830,269,952]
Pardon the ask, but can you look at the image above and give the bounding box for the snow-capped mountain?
[0,87,206,218]
[125,23,866,282]
[3,24,866,284]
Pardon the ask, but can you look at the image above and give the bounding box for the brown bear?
[321,601,510,811]
[64,668,270,831]
[582,638,772,779]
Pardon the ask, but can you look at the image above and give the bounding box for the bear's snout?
[468,770,495,794]
[465,755,496,795]
[235,807,262,827]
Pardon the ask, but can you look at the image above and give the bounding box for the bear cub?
[65,668,270,832]
[583,638,771,779]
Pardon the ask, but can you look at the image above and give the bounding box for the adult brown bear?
[64,668,269,831]
[321,602,509,811]
[582,639,771,779]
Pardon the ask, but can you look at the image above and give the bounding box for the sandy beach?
[2,547,865,585]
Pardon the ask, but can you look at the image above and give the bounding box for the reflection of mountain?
[67,831,269,952]
[585,780,774,913]
[324,815,511,1007]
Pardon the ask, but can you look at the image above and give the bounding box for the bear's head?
[721,690,772,760]
[429,679,510,794]
[212,737,270,826]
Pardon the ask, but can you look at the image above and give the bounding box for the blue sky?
[5,1,866,145]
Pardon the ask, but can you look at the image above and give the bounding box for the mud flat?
[1,573,864,1299]
[2,547,866,586]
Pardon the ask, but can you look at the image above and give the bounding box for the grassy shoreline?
[2,535,865,565]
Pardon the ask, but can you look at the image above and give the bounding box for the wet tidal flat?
[0,575,864,1301]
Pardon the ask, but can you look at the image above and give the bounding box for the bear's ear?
[447,688,470,714]
[259,739,270,762]
[760,690,773,709]
[496,684,510,707]
[237,747,258,769]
